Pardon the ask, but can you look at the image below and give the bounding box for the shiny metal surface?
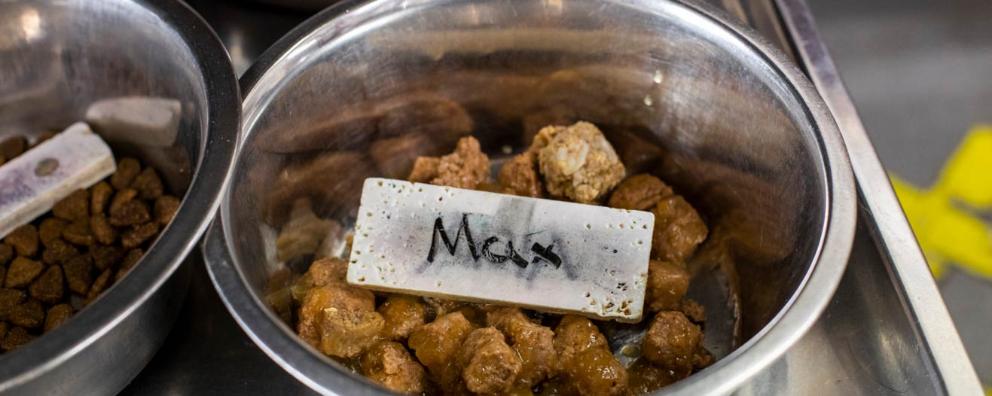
[0,0,239,394]
[204,0,856,394]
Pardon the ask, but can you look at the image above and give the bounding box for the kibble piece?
[91,245,124,270]
[458,327,522,395]
[132,167,164,199]
[38,218,67,247]
[5,225,39,257]
[651,196,708,262]
[44,304,73,332]
[9,299,44,329]
[6,257,44,288]
[408,312,475,390]
[0,244,13,265]
[63,255,94,295]
[487,308,557,387]
[109,196,151,227]
[90,181,113,215]
[62,220,95,246]
[121,223,158,250]
[642,311,702,372]
[0,288,26,320]
[41,239,78,265]
[1,326,34,351]
[86,268,114,301]
[115,249,143,282]
[109,188,137,212]
[52,190,90,222]
[0,136,27,159]
[536,122,626,203]
[646,260,690,312]
[378,295,428,341]
[360,341,428,395]
[90,214,116,245]
[29,266,64,304]
[111,158,141,189]
[154,196,181,226]
[498,152,543,198]
[407,156,440,183]
[608,174,673,211]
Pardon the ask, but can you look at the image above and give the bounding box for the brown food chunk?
[154,196,181,226]
[5,225,38,257]
[63,255,93,295]
[297,284,378,358]
[132,167,164,199]
[41,239,78,265]
[553,315,608,363]
[90,214,117,245]
[6,257,43,288]
[651,196,708,262]
[44,304,73,332]
[487,308,557,387]
[608,174,673,211]
[407,156,440,183]
[554,315,627,396]
[305,257,348,288]
[91,245,123,271]
[121,222,159,249]
[498,152,543,198]
[378,295,428,341]
[370,133,446,179]
[427,136,491,189]
[109,197,151,227]
[0,136,27,159]
[0,288,26,320]
[458,327,522,395]
[29,266,64,303]
[0,244,12,265]
[9,299,44,329]
[408,311,475,390]
[628,359,679,394]
[276,200,334,262]
[52,190,89,221]
[360,341,428,395]
[646,260,690,312]
[115,249,144,282]
[319,307,385,359]
[1,326,34,351]
[679,299,706,323]
[642,311,702,372]
[0,322,6,341]
[62,220,95,246]
[86,268,113,301]
[38,218,67,247]
[111,158,141,189]
[536,122,626,203]
[90,181,113,215]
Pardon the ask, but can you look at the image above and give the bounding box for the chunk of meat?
[553,315,608,364]
[296,283,379,358]
[651,195,708,262]
[642,311,701,372]
[458,327,522,395]
[378,295,428,341]
[360,341,428,395]
[627,359,680,395]
[407,156,440,183]
[645,260,690,312]
[498,152,543,197]
[607,174,672,211]
[411,136,491,190]
[535,122,625,203]
[305,257,349,288]
[554,315,628,396]
[487,308,557,387]
[408,311,475,390]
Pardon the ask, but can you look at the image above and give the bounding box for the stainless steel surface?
[0,0,239,394]
[204,0,856,394]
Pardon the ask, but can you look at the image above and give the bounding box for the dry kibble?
[0,289,26,320]
[0,136,26,159]
[132,167,164,199]
[109,188,138,213]
[109,200,150,227]
[44,304,73,332]
[90,181,113,215]
[154,196,181,226]
[0,244,13,265]
[2,326,34,351]
[41,239,78,265]
[5,225,39,257]
[86,268,113,301]
[90,245,123,271]
[62,220,95,246]
[63,255,93,295]
[29,266,64,304]
[6,257,44,288]
[111,158,141,189]
[122,223,158,250]
[52,190,90,222]
[90,214,116,245]
[9,299,44,329]
[115,249,143,282]
[38,218,67,247]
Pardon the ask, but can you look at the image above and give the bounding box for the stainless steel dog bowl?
[0,1,239,393]
[205,0,855,394]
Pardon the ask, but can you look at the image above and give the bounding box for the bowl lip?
[208,0,857,394]
[0,0,241,390]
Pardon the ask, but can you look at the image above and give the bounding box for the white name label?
[347,178,653,322]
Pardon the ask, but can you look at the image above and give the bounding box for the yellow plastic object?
[891,125,992,279]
